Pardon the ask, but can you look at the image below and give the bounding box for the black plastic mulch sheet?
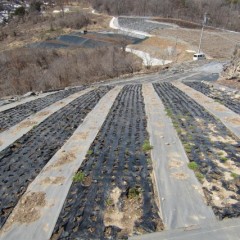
[51,85,162,240]
[0,86,86,133]
[184,81,240,115]
[0,86,112,229]
[154,82,240,220]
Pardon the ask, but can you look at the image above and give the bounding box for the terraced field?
[184,81,240,115]
[0,75,239,239]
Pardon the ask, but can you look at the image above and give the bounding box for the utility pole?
[198,12,208,53]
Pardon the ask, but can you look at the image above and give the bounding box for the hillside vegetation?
[91,0,240,31]
[0,47,141,97]
[223,44,240,80]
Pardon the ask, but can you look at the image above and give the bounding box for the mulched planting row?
[184,81,240,114]
[0,86,112,229]
[0,86,86,133]
[154,82,240,220]
[51,85,163,240]
[118,17,172,33]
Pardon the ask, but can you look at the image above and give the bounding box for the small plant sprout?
[106,198,113,206]
[87,149,93,155]
[195,172,204,182]
[184,143,192,154]
[231,172,239,179]
[73,171,85,182]
[147,158,151,164]
[142,140,153,152]
[165,108,173,118]
[220,157,228,163]
[188,162,199,171]
[127,187,142,199]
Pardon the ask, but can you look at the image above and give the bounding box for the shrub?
[14,7,26,16]
[30,1,42,12]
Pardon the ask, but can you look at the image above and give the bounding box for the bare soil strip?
[0,87,93,152]
[142,83,215,230]
[0,86,122,240]
[174,82,240,139]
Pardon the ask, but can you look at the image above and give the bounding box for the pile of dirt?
[219,45,240,89]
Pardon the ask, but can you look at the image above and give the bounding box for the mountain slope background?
[91,0,240,31]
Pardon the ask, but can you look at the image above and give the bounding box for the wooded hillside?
[91,0,240,31]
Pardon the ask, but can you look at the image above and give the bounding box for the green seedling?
[184,143,192,154]
[106,198,114,206]
[147,158,151,164]
[231,172,239,179]
[87,149,93,155]
[189,126,195,131]
[220,157,228,163]
[142,140,153,152]
[195,172,204,182]
[188,162,199,171]
[165,108,173,118]
[73,171,85,182]
[128,187,141,199]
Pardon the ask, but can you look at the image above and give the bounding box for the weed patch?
[142,140,153,152]
[73,171,85,183]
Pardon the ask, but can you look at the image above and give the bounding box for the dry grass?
[0,7,111,52]
[130,36,193,62]
[151,28,239,59]
[0,46,141,97]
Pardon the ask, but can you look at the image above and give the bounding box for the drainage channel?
[153,82,240,220]
[51,85,163,240]
[184,81,240,115]
[0,86,86,133]
[0,86,112,229]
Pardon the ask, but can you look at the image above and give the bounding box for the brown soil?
[53,152,76,168]
[82,175,92,186]
[16,120,38,130]
[217,79,240,90]
[72,131,89,141]
[169,160,183,168]
[213,105,226,112]
[1,192,46,232]
[103,187,143,238]
[151,28,239,59]
[130,36,192,63]
[36,111,51,117]
[225,117,240,125]
[40,176,65,185]
[171,172,188,180]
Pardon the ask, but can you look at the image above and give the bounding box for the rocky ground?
[218,45,240,90]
